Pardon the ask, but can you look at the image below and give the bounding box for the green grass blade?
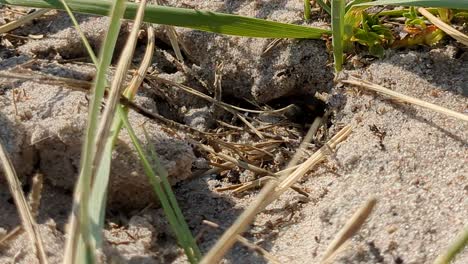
[304,0,311,20]
[434,225,468,264]
[0,0,330,38]
[332,0,346,72]
[59,0,98,65]
[118,107,201,263]
[88,0,147,251]
[141,127,202,259]
[345,0,372,12]
[356,0,468,9]
[62,0,127,263]
[317,0,332,15]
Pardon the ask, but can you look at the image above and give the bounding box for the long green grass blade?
[332,0,346,72]
[59,0,98,65]
[346,0,372,12]
[62,0,127,263]
[118,107,201,263]
[0,0,330,38]
[356,0,468,9]
[434,225,468,264]
[317,0,332,15]
[304,0,311,20]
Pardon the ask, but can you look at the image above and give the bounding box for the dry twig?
[343,78,468,122]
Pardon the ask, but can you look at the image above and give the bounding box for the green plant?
[403,6,426,27]
[350,12,394,57]
[329,0,468,70]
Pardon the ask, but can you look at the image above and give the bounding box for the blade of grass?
[434,225,468,264]
[0,139,48,264]
[345,0,372,13]
[304,0,311,20]
[320,198,377,263]
[59,0,98,65]
[342,78,468,122]
[87,0,147,253]
[356,0,468,9]
[0,0,330,38]
[142,126,202,259]
[376,7,438,16]
[332,0,346,72]
[118,107,201,263]
[91,0,146,191]
[0,8,49,34]
[62,0,127,263]
[317,0,332,15]
[155,0,184,61]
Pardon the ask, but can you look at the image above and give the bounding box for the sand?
[0,2,467,264]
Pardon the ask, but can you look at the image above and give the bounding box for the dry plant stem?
[0,140,48,264]
[343,79,468,122]
[320,240,351,264]
[0,173,44,246]
[92,0,147,177]
[155,0,184,61]
[200,125,352,264]
[125,24,155,98]
[0,8,49,33]
[277,126,351,192]
[202,220,281,264]
[151,76,298,115]
[418,7,468,46]
[196,143,274,176]
[28,173,44,218]
[320,198,377,263]
[197,162,235,178]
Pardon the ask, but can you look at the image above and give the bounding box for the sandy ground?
[0,1,467,264]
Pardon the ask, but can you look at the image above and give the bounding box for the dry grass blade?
[320,198,377,263]
[151,76,299,114]
[418,7,468,46]
[125,24,155,98]
[0,8,49,33]
[155,0,184,61]
[276,125,351,192]
[92,0,147,176]
[202,220,281,264]
[196,143,273,176]
[200,125,352,264]
[0,139,48,264]
[0,173,44,247]
[343,78,468,122]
